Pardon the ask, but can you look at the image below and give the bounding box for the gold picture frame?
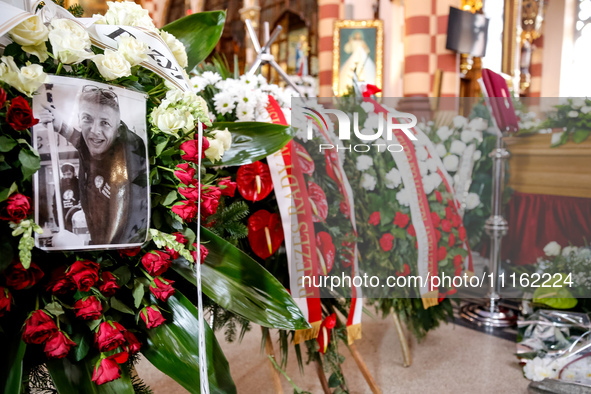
[332,20,384,97]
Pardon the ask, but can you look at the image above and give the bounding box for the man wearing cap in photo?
[40,85,148,246]
[52,162,80,232]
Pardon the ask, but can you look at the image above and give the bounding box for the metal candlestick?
[460,135,517,327]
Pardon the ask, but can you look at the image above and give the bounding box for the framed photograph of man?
[332,20,383,97]
[32,75,150,251]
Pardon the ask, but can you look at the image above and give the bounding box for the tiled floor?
[136,311,530,393]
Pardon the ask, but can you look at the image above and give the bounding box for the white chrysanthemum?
[360,173,376,191]
[418,160,428,176]
[422,173,442,195]
[468,117,488,131]
[356,155,373,171]
[385,168,402,189]
[465,193,481,210]
[236,101,255,121]
[435,143,447,158]
[561,246,579,257]
[202,71,222,85]
[450,140,467,155]
[443,154,459,172]
[213,92,235,116]
[425,158,438,173]
[453,115,468,129]
[436,126,453,141]
[191,76,207,92]
[396,188,410,206]
[543,241,561,257]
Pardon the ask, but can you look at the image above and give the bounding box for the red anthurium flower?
[174,163,197,186]
[92,356,121,385]
[458,226,467,241]
[341,239,355,268]
[5,262,44,290]
[307,181,328,223]
[430,212,441,228]
[362,84,381,98]
[248,210,284,259]
[22,310,57,344]
[123,331,141,354]
[45,266,75,295]
[191,243,208,264]
[98,271,119,297]
[340,199,350,219]
[448,233,456,247]
[316,232,335,276]
[44,330,76,359]
[7,96,38,131]
[237,161,273,202]
[180,136,209,163]
[0,193,31,222]
[437,246,447,261]
[435,190,442,203]
[293,141,315,175]
[0,287,11,317]
[141,251,172,277]
[451,214,462,228]
[397,263,411,276]
[67,260,99,292]
[380,233,394,252]
[441,219,452,233]
[368,211,380,226]
[172,200,198,221]
[73,296,102,320]
[324,150,343,185]
[218,177,237,197]
[95,321,126,352]
[393,212,410,228]
[150,277,175,302]
[140,305,166,329]
[317,313,337,354]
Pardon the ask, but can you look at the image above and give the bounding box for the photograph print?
[32,75,150,251]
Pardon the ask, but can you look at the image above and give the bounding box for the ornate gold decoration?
[461,0,484,13]
[502,0,520,77]
[519,0,544,94]
[332,20,383,97]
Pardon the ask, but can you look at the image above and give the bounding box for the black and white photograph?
[32,76,150,251]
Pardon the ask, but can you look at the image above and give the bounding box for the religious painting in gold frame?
[332,20,383,96]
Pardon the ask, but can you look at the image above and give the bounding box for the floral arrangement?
[538,98,591,147]
[0,2,307,393]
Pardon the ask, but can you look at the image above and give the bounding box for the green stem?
[157,166,175,173]
[35,295,39,310]
[267,355,306,394]
[55,63,63,76]
[140,268,154,281]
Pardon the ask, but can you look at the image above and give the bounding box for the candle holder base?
[459,302,517,328]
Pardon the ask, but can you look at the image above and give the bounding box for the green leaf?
[573,129,590,144]
[533,273,578,309]
[173,228,310,330]
[162,189,178,206]
[18,149,40,179]
[47,355,134,394]
[141,292,236,394]
[1,340,26,394]
[112,266,131,287]
[0,182,17,203]
[45,302,65,317]
[162,11,226,71]
[74,334,90,362]
[204,122,293,167]
[110,298,135,315]
[132,280,145,309]
[0,136,17,152]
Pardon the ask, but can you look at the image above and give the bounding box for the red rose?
[408,224,416,237]
[44,330,76,359]
[149,277,175,302]
[118,247,141,257]
[178,185,200,201]
[92,357,121,385]
[0,88,6,108]
[458,227,467,241]
[445,207,453,220]
[448,233,456,247]
[316,232,335,275]
[441,219,452,233]
[397,263,411,276]
[191,244,208,264]
[5,262,44,290]
[172,200,198,221]
[434,229,441,242]
[430,212,440,228]
[98,271,119,297]
[454,265,463,277]
[141,251,171,277]
[7,96,38,131]
[67,260,99,292]
[293,141,315,175]
[453,254,463,267]
[218,177,237,197]
[451,214,462,228]
[45,266,75,295]
[95,321,126,352]
[435,190,442,203]
[317,313,336,354]
[247,210,284,260]
[0,287,11,316]
[22,310,57,344]
[123,331,141,354]
[73,296,102,320]
[201,186,221,217]
[180,136,209,163]
[140,305,166,329]
[236,161,273,202]
[393,212,410,228]
[437,246,447,261]
[0,193,31,223]
[380,233,394,252]
[368,212,380,226]
[308,181,328,223]
[174,163,197,186]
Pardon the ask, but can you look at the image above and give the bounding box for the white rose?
[48,19,91,64]
[422,173,442,195]
[396,188,410,206]
[453,115,468,129]
[385,168,402,189]
[104,1,156,30]
[160,31,188,69]
[117,36,149,66]
[152,107,189,136]
[568,110,579,118]
[418,160,428,176]
[360,173,376,191]
[356,155,373,171]
[212,128,232,150]
[543,241,561,257]
[10,16,49,62]
[416,146,428,161]
[578,248,591,259]
[205,138,225,162]
[426,158,438,173]
[523,357,559,382]
[561,246,579,257]
[360,101,374,113]
[473,150,482,161]
[93,49,132,81]
[581,106,591,114]
[551,132,563,145]
[443,154,459,172]
[468,117,488,131]
[436,126,453,141]
[465,193,481,210]
[450,140,467,155]
[571,98,585,109]
[1,60,48,96]
[435,143,447,158]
